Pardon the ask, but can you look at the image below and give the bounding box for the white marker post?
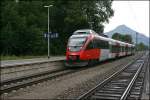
[44,5,53,59]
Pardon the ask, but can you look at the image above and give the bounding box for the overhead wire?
[127,1,142,34]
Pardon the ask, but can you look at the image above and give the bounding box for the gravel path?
[2,54,140,99]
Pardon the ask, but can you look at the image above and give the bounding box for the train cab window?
[68,37,87,52]
[73,32,90,35]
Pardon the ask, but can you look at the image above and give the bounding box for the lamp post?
[44,5,53,58]
[88,22,94,29]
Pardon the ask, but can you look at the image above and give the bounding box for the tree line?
[112,33,133,43]
[112,33,149,51]
[1,0,114,56]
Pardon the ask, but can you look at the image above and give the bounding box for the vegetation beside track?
[1,55,48,60]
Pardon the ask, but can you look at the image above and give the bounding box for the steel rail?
[0,69,74,94]
[120,61,144,100]
[1,53,144,96]
[77,54,145,100]
[1,68,66,86]
[77,56,140,100]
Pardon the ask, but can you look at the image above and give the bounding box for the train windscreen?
[68,37,87,52]
[73,32,89,35]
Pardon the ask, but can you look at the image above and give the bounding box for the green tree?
[80,0,114,33]
[123,34,132,43]
[137,42,149,51]
[1,1,47,55]
[1,0,114,56]
[112,33,132,43]
[112,33,122,40]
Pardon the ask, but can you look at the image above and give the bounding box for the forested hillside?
[1,0,114,56]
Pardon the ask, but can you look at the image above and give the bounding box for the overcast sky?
[104,1,149,37]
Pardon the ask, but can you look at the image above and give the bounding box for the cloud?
[104,1,149,37]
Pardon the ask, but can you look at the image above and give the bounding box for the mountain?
[104,25,149,46]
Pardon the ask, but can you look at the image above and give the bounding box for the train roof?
[70,29,96,38]
[71,29,135,46]
[73,29,98,35]
[95,34,134,46]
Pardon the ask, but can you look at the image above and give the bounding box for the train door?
[109,41,112,59]
[116,43,120,57]
[125,45,128,56]
[99,40,109,61]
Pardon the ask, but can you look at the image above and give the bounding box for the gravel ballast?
[2,54,141,99]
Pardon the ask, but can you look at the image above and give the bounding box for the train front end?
[65,30,94,67]
[65,34,89,67]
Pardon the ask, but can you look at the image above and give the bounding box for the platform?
[1,56,65,67]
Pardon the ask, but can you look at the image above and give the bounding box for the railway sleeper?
[128,94,140,99]
[91,93,121,99]
[110,82,128,86]
[119,75,134,79]
[97,90,123,94]
[120,72,133,76]
[91,95,120,100]
[135,81,143,86]
[94,92,122,97]
[111,79,128,83]
[105,84,128,88]
[104,85,126,89]
[102,88,125,91]
[130,91,141,95]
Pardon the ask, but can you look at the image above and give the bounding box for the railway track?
[1,60,64,83]
[0,53,144,96]
[1,60,64,75]
[78,53,148,100]
[0,68,76,95]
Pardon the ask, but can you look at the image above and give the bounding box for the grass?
[1,55,47,61]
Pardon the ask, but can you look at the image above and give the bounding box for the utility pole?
[44,5,53,59]
[136,32,138,52]
[15,0,19,3]
[86,13,94,30]
[88,22,94,29]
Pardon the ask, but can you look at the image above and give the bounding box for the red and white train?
[65,29,135,67]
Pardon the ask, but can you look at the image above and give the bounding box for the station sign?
[44,32,59,38]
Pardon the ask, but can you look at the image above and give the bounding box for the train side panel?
[99,49,109,61]
[80,48,100,60]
